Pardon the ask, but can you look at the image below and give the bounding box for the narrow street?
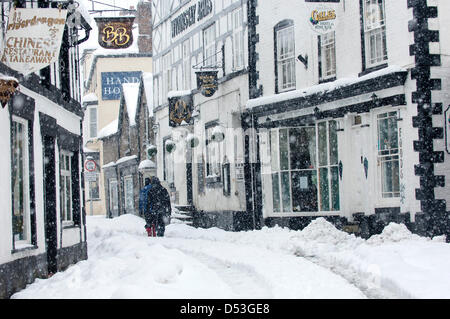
[11,215,367,299]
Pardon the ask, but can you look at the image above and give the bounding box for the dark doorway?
[43,135,57,275]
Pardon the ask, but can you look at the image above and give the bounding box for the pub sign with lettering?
[95,16,135,49]
[196,71,218,98]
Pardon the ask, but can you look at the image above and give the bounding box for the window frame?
[205,123,222,183]
[89,106,97,139]
[203,23,217,68]
[11,115,32,248]
[375,110,401,201]
[232,6,245,71]
[163,137,175,187]
[274,20,296,93]
[318,31,337,82]
[60,150,74,226]
[123,175,134,211]
[109,179,119,213]
[362,0,388,70]
[264,121,340,216]
[182,39,191,90]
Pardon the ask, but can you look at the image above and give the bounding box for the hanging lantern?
[211,126,225,143]
[165,140,176,153]
[146,145,157,159]
[186,134,199,148]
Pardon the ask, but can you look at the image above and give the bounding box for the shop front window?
[267,121,339,214]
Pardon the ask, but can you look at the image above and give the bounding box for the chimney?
[137,0,152,54]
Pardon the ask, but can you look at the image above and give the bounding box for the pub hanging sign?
[196,71,218,98]
[95,16,134,49]
[0,77,19,108]
[169,94,194,127]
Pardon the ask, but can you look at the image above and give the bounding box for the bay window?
[265,121,340,214]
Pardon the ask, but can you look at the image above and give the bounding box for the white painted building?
[0,0,92,298]
[244,0,450,238]
[152,0,254,230]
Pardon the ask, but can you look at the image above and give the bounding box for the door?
[109,180,119,217]
[43,135,57,275]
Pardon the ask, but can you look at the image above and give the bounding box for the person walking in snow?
[139,177,155,237]
[147,176,172,237]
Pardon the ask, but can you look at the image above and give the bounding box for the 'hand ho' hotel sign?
[101,71,141,100]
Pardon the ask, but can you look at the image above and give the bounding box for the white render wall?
[254,1,425,220]
[255,0,415,96]
[0,85,85,265]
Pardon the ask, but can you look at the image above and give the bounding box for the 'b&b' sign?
[95,16,134,49]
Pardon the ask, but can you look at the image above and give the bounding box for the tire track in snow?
[159,242,274,299]
[159,238,366,299]
[180,249,274,299]
[302,255,399,299]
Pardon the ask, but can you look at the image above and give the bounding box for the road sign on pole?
[84,159,97,172]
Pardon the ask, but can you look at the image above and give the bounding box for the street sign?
[84,159,97,172]
[85,172,98,182]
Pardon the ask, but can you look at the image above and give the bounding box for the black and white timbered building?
[243,0,450,239]
[152,0,253,230]
[0,0,92,298]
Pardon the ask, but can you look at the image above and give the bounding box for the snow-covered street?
[10,214,450,299]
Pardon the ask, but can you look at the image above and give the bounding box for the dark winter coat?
[147,181,171,218]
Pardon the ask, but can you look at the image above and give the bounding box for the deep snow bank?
[166,217,450,298]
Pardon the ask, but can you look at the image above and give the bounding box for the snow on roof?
[102,161,116,169]
[82,93,98,103]
[116,155,138,165]
[246,65,407,109]
[168,90,192,99]
[83,146,98,153]
[97,119,118,139]
[0,74,19,82]
[142,72,153,117]
[122,82,141,126]
[138,159,156,170]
